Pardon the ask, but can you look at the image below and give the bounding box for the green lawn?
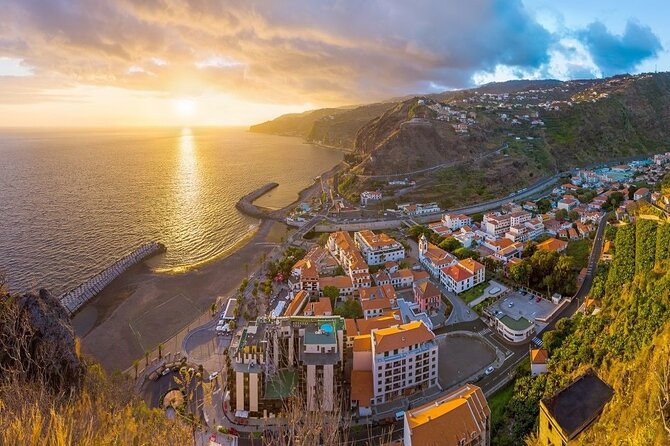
[566,238,592,270]
[489,381,515,427]
[458,281,490,304]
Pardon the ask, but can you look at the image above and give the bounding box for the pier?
[235,182,281,220]
[58,242,166,315]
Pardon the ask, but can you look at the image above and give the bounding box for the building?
[289,259,320,297]
[440,258,486,294]
[354,230,405,265]
[285,290,310,316]
[398,202,441,216]
[318,275,355,299]
[359,284,397,319]
[530,348,549,377]
[491,314,534,343]
[371,321,438,404]
[557,195,579,211]
[633,187,650,201]
[442,213,472,230]
[537,237,568,253]
[483,213,511,237]
[360,190,382,206]
[344,313,400,348]
[403,384,490,446]
[413,281,441,313]
[418,234,458,277]
[539,371,613,445]
[327,231,371,289]
[303,297,333,317]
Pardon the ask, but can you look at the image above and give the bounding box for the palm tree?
[158,343,163,360]
[210,302,217,317]
[144,350,149,366]
[132,359,139,380]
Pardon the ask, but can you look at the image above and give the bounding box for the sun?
[173,98,196,117]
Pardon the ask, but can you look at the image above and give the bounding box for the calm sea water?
[0,127,342,295]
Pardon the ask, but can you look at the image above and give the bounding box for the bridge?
[58,242,165,315]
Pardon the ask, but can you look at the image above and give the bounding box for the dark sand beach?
[73,165,337,371]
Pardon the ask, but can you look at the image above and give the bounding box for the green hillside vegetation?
[493,220,670,445]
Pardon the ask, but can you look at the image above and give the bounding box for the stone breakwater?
[235,182,280,220]
[58,242,166,315]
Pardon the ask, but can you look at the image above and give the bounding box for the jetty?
[235,182,281,220]
[58,242,166,315]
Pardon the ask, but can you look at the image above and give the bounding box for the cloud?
[0,0,664,108]
[578,20,663,75]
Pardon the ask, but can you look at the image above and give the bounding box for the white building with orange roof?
[440,258,485,293]
[403,384,490,446]
[354,230,405,265]
[370,321,438,404]
[530,348,549,377]
[288,259,320,297]
[318,275,355,300]
[359,284,397,319]
[442,213,472,230]
[418,234,458,278]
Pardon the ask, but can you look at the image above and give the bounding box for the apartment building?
[370,320,438,404]
[440,258,486,293]
[288,260,320,297]
[230,316,346,417]
[442,213,472,230]
[484,211,531,236]
[418,234,458,278]
[327,231,371,289]
[403,384,491,446]
[354,230,405,265]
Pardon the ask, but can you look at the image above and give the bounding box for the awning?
[234,410,249,419]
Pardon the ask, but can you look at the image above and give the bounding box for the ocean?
[0,127,342,295]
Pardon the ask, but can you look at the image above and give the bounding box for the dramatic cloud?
[578,20,663,76]
[0,0,664,112]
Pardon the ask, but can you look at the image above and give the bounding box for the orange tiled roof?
[372,320,434,353]
[319,275,353,289]
[285,290,309,316]
[352,334,372,352]
[442,264,473,283]
[406,384,490,446]
[350,370,374,406]
[531,348,549,364]
[537,237,568,252]
[303,297,333,316]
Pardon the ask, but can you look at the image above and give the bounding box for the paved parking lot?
[436,334,496,389]
[486,291,557,331]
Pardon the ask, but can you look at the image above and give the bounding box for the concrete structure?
[418,234,457,278]
[354,230,405,265]
[492,314,535,343]
[403,384,490,446]
[371,321,438,404]
[442,213,472,230]
[539,371,613,445]
[360,190,382,206]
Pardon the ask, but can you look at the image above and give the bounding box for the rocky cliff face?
[352,98,490,175]
[1,289,84,390]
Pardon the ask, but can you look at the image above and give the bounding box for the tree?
[144,351,149,366]
[555,208,568,221]
[471,213,484,223]
[522,241,537,258]
[453,247,479,260]
[210,302,217,317]
[333,265,345,276]
[568,210,579,222]
[509,261,532,287]
[322,286,340,308]
[158,343,163,360]
[439,237,462,252]
[482,257,503,275]
[628,185,639,200]
[334,298,363,319]
[132,359,139,380]
[536,199,552,214]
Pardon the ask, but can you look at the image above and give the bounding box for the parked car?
[536,296,542,302]
[485,366,495,375]
[508,302,514,308]
[208,371,219,381]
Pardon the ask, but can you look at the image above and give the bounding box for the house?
[398,202,441,216]
[557,195,579,211]
[370,321,438,404]
[567,228,579,240]
[388,268,414,289]
[442,213,472,230]
[318,275,355,299]
[359,285,397,319]
[539,371,613,445]
[633,187,650,201]
[360,190,382,206]
[354,230,405,265]
[418,234,458,278]
[289,259,320,297]
[537,237,568,253]
[440,258,486,293]
[413,281,442,313]
[303,297,333,317]
[285,290,310,316]
[402,384,490,446]
[530,348,549,377]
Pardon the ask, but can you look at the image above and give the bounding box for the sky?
[0,0,668,127]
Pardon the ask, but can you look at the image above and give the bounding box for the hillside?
[493,218,670,445]
[250,102,395,149]
[253,73,670,209]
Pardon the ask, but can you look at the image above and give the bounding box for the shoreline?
[75,166,334,371]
